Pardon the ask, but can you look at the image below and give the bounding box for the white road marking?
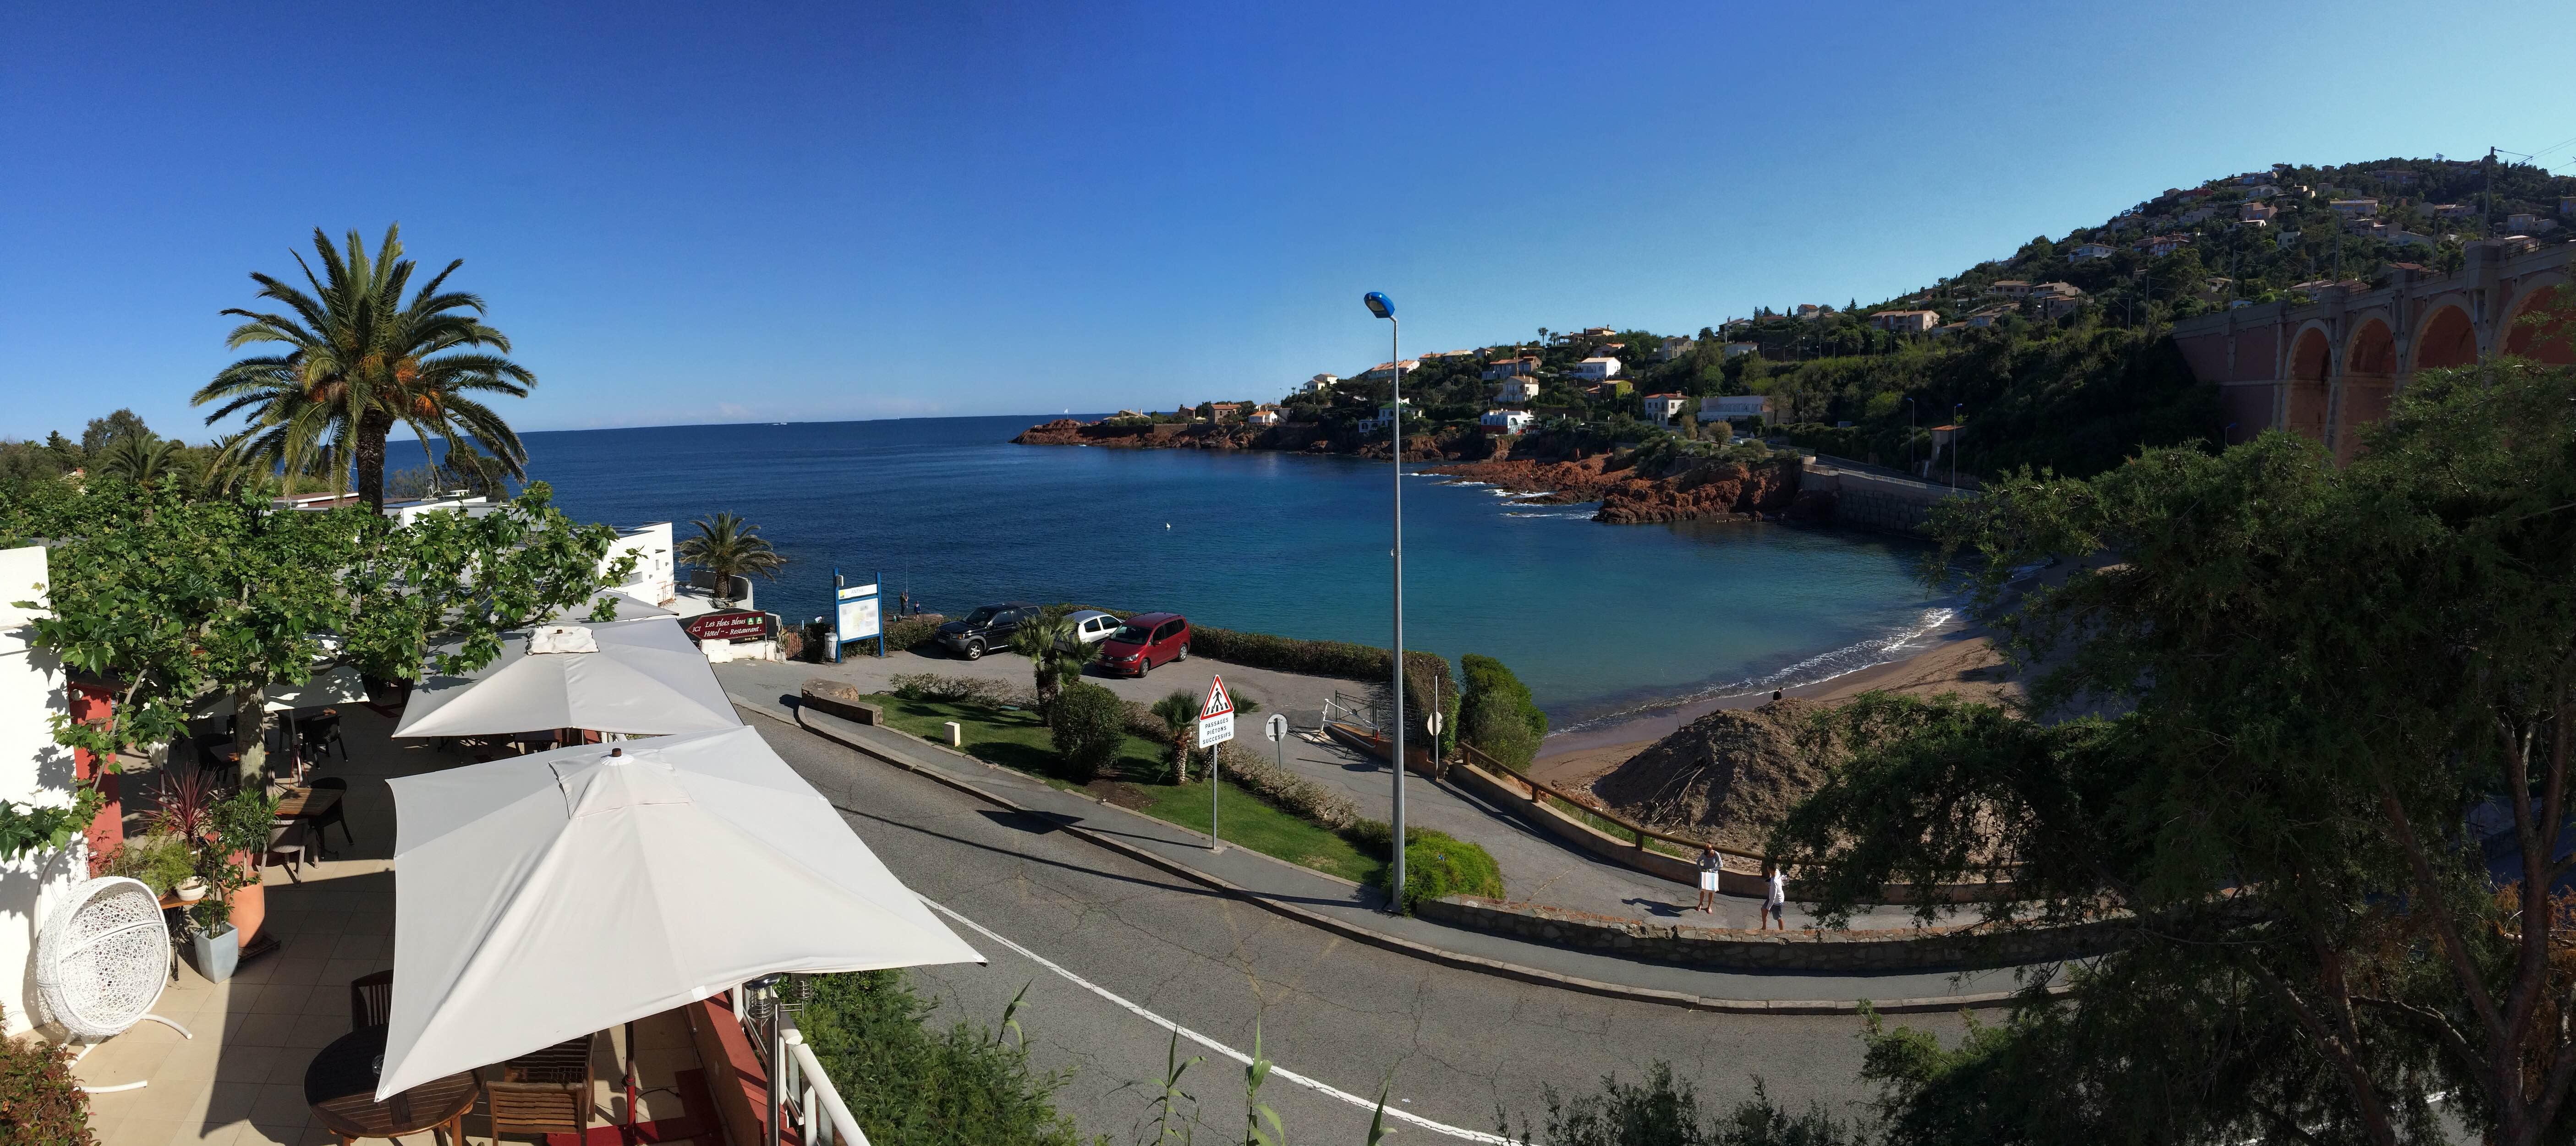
[921,896,1522,1144]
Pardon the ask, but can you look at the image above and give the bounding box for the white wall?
[0,546,87,1037]
[608,523,676,606]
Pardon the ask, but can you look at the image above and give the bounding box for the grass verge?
[856,693,1386,887]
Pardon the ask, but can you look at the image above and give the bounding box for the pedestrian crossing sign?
[1201,674,1233,718]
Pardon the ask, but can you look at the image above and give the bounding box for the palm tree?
[99,435,185,487]
[1151,691,1203,784]
[675,513,786,606]
[195,225,535,511]
[196,433,276,501]
[1008,606,1090,719]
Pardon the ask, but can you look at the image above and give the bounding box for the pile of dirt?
[1585,699,1840,852]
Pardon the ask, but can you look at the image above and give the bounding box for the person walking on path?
[1763,861,1788,930]
[1695,844,1721,914]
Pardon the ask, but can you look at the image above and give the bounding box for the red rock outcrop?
[1431,453,1803,524]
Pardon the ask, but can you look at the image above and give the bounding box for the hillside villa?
[1481,355,1540,380]
[1569,356,1622,382]
[1700,394,1773,423]
[1492,378,1540,403]
[1640,393,1687,427]
[1480,409,1534,435]
[1869,309,1939,334]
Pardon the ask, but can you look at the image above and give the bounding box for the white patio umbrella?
[375,724,982,1099]
[391,616,740,738]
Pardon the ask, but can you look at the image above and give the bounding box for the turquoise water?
[519,415,1951,729]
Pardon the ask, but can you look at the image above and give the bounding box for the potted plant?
[101,832,197,900]
[185,786,277,982]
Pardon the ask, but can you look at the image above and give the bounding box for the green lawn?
[857,693,1386,887]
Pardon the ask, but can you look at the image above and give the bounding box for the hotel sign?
[684,609,770,644]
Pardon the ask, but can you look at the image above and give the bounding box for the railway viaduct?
[2170,239,2571,461]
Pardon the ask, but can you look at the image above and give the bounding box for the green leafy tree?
[79,409,152,458]
[1047,681,1124,785]
[674,512,785,606]
[1770,346,2576,1144]
[1458,655,1547,770]
[195,225,535,511]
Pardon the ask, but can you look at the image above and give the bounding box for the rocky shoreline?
[1014,416,1832,526]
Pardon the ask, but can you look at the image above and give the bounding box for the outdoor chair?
[487,1032,598,1142]
[298,712,347,761]
[304,777,354,851]
[260,822,306,882]
[349,970,393,1031]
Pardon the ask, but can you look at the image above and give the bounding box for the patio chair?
[304,777,354,851]
[349,970,393,1030]
[487,1032,598,1142]
[298,712,347,762]
[260,822,306,882]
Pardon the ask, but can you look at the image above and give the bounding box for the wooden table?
[305,1026,478,1146]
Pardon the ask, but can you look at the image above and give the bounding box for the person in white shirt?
[1763,862,1787,930]
[1695,844,1721,914]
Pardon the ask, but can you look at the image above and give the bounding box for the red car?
[1098,612,1190,676]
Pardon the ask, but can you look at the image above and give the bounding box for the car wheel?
[1176,643,1189,661]
[964,639,984,660]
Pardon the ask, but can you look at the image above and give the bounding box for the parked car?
[937,601,1040,660]
[1098,612,1190,677]
[1060,609,1121,652]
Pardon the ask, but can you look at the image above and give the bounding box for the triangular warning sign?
[1202,674,1233,717]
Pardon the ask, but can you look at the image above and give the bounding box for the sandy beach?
[1527,622,2022,789]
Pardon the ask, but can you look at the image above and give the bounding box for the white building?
[1568,357,1622,382]
[1640,393,1688,426]
[1354,360,1420,382]
[2071,242,2115,261]
[1480,355,1539,381]
[1700,394,1773,423]
[1722,342,1760,358]
[1248,407,1283,427]
[1491,378,1540,404]
[605,523,677,607]
[1303,374,1339,394]
[1479,409,1534,435]
[1868,310,1939,334]
[0,545,86,1037]
[1362,398,1413,435]
[2329,198,2380,218]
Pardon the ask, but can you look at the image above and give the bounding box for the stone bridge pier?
[2171,240,2571,463]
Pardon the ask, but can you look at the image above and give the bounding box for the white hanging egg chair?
[36,876,193,1091]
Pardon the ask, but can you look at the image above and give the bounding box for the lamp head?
[1363,292,1394,320]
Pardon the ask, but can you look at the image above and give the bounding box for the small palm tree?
[1151,691,1202,784]
[1008,606,1090,719]
[99,436,185,487]
[676,513,785,606]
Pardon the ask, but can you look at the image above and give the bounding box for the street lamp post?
[1363,290,1406,910]
[1950,403,1963,490]
[1905,397,1917,477]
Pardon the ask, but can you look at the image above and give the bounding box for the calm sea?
[517,415,1952,730]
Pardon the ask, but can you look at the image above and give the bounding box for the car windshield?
[1111,624,1153,644]
[964,606,1000,625]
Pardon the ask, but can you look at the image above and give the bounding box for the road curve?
[751,716,1960,1143]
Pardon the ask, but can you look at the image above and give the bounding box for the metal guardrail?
[735,980,871,1146]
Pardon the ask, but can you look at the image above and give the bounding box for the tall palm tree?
[675,513,786,606]
[194,225,535,511]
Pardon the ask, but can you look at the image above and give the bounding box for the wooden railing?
[1455,742,1761,865]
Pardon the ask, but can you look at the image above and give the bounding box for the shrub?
[0,1033,92,1145]
[1048,682,1125,785]
[1505,1063,1862,1146]
[883,613,946,653]
[1187,625,1388,680]
[888,673,1022,708]
[1343,823,1505,912]
[101,832,194,897]
[1459,654,1548,771]
[796,971,1094,1146]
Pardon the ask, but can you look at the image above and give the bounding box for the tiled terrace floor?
[69,706,712,1146]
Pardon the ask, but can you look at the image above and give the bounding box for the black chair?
[297,712,347,762]
[305,777,354,853]
[350,970,394,1030]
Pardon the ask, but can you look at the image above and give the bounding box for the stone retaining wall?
[1417,896,2127,972]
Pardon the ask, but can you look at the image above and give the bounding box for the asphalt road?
[751,715,1958,1144]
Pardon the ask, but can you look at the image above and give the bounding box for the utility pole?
[1363,292,1407,910]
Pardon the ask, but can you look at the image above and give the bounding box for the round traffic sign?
[1265,713,1288,742]
[1425,711,1442,737]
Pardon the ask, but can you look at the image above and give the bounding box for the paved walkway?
[720,680,2056,1009]
[719,655,1926,931]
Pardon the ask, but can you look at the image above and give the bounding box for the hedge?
[1049,681,1126,784]
[1459,654,1547,771]
[1216,739,1361,830]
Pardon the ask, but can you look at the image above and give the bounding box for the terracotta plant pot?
[228,850,265,947]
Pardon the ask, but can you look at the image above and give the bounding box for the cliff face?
[1431,452,1809,524]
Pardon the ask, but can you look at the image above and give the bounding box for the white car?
[1061,609,1122,651]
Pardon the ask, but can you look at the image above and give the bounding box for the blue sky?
[5,1,2572,440]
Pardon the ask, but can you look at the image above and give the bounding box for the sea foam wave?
[1551,606,1961,736]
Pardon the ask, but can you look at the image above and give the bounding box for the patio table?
[274,787,343,858]
[305,1025,477,1145]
